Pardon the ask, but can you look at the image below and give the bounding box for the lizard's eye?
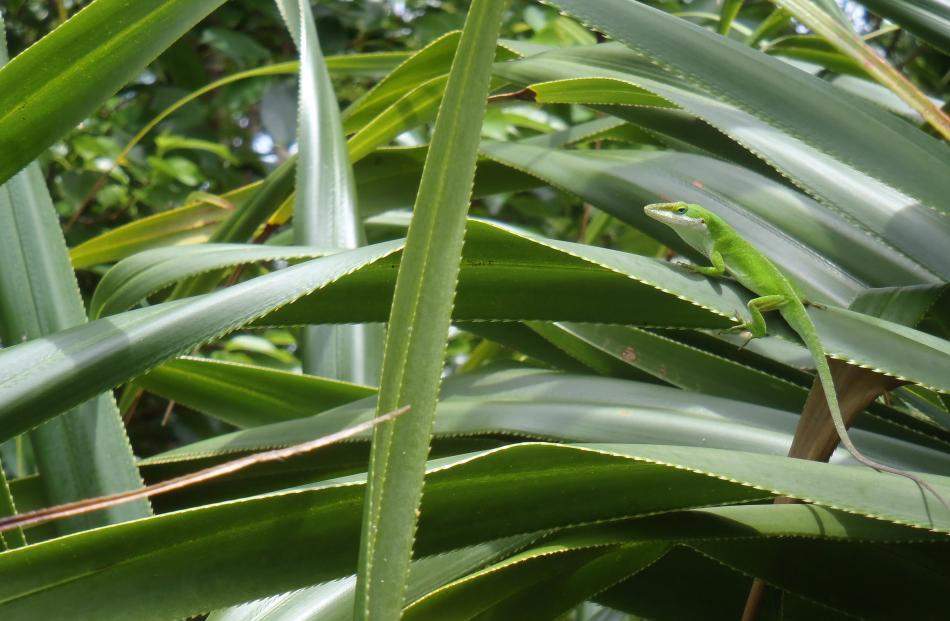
[676,207,687,214]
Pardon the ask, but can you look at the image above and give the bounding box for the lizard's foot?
[670,258,696,272]
[736,331,756,350]
[721,311,749,334]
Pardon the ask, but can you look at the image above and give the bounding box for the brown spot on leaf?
[621,346,637,362]
[517,88,538,102]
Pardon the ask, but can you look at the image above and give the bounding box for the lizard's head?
[643,202,711,231]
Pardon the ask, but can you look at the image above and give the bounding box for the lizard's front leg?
[684,249,726,277]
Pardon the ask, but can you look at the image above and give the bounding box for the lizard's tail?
[801,331,949,512]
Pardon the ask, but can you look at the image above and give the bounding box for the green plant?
[0,1,948,619]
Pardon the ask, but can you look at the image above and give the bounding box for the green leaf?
[261,217,746,328]
[595,509,948,621]
[0,466,25,549]
[479,142,928,301]
[856,0,950,54]
[326,52,412,78]
[154,134,238,164]
[278,0,379,386]
[110,51,404,177]
[346,75,449,163]
[113,63,297,170]
[507,4,950,277]
[147,156,203,186]
[403,537,667,620]
[90,244,335,319]
[849,284,949,327]
[0,15,148,534]
[355,1,512,617]
[347,73,511,164]
[584,105,780,180]
[526,78,675,108]
[693,535,947,620]
[5,224,949,445]
[719,0,745,35]
[209,535,535,621]
[143,368,949,492]
[0,241,403,443]
[809,305,950,393]
[535,323,947,447]
[592,443,950,528]
[343,31,517,163]
[355,147,541,214]
[68,185,257,269]
[69,147,539,270]
[0,0,228,185]
[342,31,464,133]
[259,217,950,395]
[135,357,375,428]
[458,322,601,375]
[169,155,298,300]
[765,35,870,77]
[826,73,930,123]
[528,322,810,411]
[0,443,945,620]
[770,0,950,140]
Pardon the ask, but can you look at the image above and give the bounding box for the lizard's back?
[708,219,798,301]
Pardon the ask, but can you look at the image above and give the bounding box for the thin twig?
[0,406,409,534]
[160,399,176,426]
[223,221,282,286]
[66,175,109,231]
[53,0,68,24]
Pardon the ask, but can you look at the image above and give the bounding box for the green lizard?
[644,201,946,507]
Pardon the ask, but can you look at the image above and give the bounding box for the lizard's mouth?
[643,203,706,230]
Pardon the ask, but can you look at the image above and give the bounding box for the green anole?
[644,201,946,508]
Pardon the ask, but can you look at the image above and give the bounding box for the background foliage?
[0,0,948,619]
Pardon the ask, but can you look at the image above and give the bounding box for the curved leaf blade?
[0,22,148,533]
[497,19,950,277]
[90,243,335,319]
[0,0,228,185]
[0,443,945,620]
[68,186,258,269]
[355,0,512,617]
[542,0,950,214]
[0,241,403,442]
[772,0,950,139]
[277,0,379,386]
[136,357,375,429]
[857,0,950,54]
[143,369,950,481]
[480,141,929,301]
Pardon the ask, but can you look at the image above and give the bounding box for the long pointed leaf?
[210,536,535,621]
[0,0,228,185]
[0,443,945,619]
[0,241,403,443]
[528,3,950,277]
[772,0,950,139]
[143,368,949,479]
[278,0,379,385]
[356,1,511,617]
[0,22,148,534]
[90,244,334,319]
[136,357,375,429]
[857,0,950,54]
